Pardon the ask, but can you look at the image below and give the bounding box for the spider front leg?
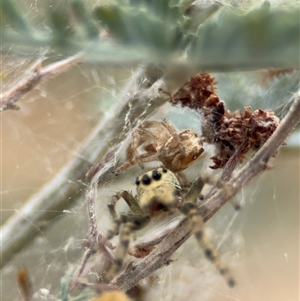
[108,191,144,220]
[114,214,150,266]
[105,213,150,281]
[179,175,236,287]
[185,174,240,210]
[104,191,150,280]
[99,191,144,256]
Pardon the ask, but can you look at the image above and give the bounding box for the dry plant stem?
[0,53,83,111]
[112,89,300,292]
[0,65,165,269]
[221,140,249,181]
[86,188,99,244]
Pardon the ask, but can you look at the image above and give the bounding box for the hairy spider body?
[103,167,235,287]
[115,120,204,174]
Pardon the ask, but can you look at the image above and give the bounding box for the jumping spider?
[101,167,235,287]
[115,120,204,175]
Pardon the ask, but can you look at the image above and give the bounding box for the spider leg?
[98,192,140,252]
[183,175,209,203]
[115,214,150,267]
[103,191,150,280]
[116,147,161,175]
[178,174,236,287]
[115,125,159,174]
[161,119,185,154]
[131,125,147,169]
[115,159,136,175]
[192,175,240,210]
[105,213,150,281]
[108,191,144,220]
[179,202,236,287]
[115,124,147,174]
[185,174,235,204]
[136,152,158,163]
[160,119,178,135]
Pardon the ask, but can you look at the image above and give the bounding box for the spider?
[114,120,204,175]
[101,167,236,287]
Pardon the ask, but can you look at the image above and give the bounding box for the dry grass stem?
[0,53,82,111]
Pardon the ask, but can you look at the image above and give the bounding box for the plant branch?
[0,65,165,269]
[111,88,300,291]
[0,53,82,111]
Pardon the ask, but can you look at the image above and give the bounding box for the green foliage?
[93,0,193,55]
[0,0,32,33]
[189,1,300,69]
[1,0,299,70]
[71,1,99,39]
[50,10,75,47]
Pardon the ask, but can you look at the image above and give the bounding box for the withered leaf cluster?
[162,73,280,177]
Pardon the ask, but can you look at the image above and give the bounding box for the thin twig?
[0,53,82,111]
[111,89,300,291]
[0,65,165,269]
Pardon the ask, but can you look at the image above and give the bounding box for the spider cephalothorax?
[135,167,181,214]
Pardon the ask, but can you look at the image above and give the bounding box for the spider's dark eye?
[135,178,140,186]
[142,174,151,185]
[162,168,168,173]
[152,170,162,181]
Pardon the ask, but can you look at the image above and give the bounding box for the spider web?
[1,1,300,301]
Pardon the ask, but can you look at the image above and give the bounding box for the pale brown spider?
[101,167,235,287]
[115,120,204,175]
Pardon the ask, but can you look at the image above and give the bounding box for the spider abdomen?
[158,130,204,172]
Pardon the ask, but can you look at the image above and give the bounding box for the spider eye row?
[135,168,168,186]
[152,170,162,180]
